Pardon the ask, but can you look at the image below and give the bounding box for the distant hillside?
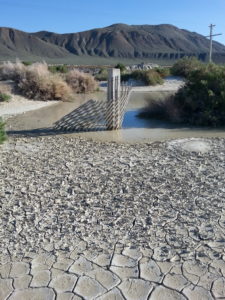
[1,24,225,64]
[0,27,74,60]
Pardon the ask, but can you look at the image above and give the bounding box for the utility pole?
[206,24,222,63]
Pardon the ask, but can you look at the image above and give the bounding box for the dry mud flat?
[0,136,225,299]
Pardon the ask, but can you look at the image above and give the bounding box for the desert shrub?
[173,63,225,126]
[22,61,33,66]
[49,65,68,74]
[0,93,11,102]
[140,64,225,126]
[115,63,126,73]
[171,57,202,78]
[66,70,97,93]
[122,70,163,86]
[0,61,72,101]
[27,62,49,77]
[155,67,171,78]
[17,70,72,101]
[0,118,6,144]
[95,68,108,81]
[144,70,164,85]
[0,60,26,82]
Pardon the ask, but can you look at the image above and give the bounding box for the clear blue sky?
[1,0,225,45]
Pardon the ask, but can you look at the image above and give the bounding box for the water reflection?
[6,91,225,143]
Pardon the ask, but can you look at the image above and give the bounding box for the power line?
[206,24,222,63]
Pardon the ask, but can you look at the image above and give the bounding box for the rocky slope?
[0,27,74,59]
[34,23,225,60]
[1,24,225,62]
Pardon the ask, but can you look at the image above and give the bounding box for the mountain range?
[1,24,225,64]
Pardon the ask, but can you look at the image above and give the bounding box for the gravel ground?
[1,136,225,299]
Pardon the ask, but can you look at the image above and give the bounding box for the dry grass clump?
[66,70,97,93]
[0,61,97,101]
[0,61,72,101]
[27,62,49,77]
[17,68,72,101]
[0,60,26,82]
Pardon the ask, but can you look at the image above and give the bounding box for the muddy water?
[6,91,225,143]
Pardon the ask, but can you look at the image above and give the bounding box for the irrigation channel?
[6,90,225,141]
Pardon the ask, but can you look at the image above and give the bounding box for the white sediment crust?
[0,94,58,120]
[167,138,212,153]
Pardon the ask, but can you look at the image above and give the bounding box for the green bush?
[115,63,126,73]
[155,67,171,78]
[22,61,33,66]
[138,64,225,127]
[0,118,6,144]
[122,70,163,86]
[95,68,108,81]
[171,57,202,78]
[0,93,11,102]
[173,63,225,126]
[48,65,68,74]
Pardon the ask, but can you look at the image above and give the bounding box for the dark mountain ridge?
[0,27,73,59]
[1,24,225,63]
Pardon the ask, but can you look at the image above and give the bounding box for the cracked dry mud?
[0,136,225,300]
